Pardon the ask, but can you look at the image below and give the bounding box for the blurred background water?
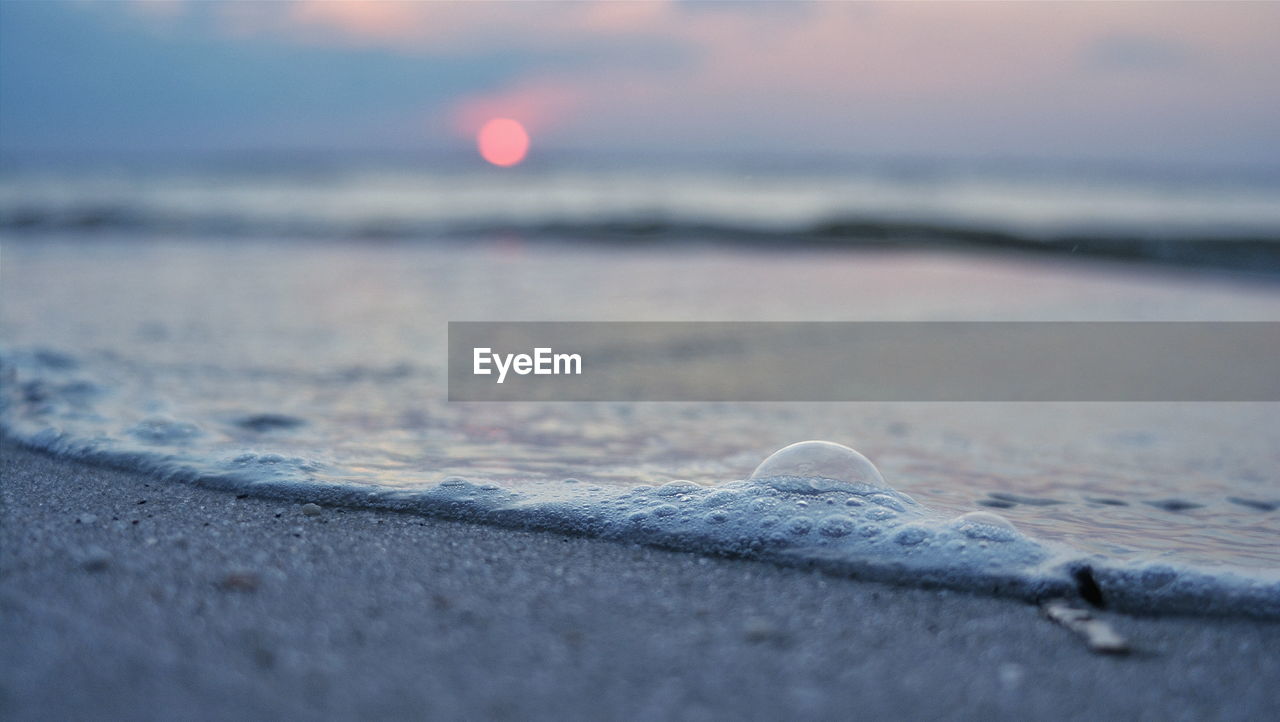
[2,158,1278,251]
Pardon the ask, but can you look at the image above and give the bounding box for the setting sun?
[477,118,529,167]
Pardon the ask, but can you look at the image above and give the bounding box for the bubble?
[704,510,730,524]
[749,441,886,489]
[867,494,905,512]
[787,517,813,535]
[818,515,856,537]
[430,476,511,506]
[894,527,930,546]
[656,480,702,496]
[128,417,201,444]
[703,490,739,507]
[866,508,897,521]
[952,511,1020,541]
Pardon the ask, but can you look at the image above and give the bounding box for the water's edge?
[5,427,1277,620]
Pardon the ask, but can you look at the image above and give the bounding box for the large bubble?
[749,441,886,488]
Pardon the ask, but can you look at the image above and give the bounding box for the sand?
[2,437,1277,721]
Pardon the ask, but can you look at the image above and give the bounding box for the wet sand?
[2,438,1277,721]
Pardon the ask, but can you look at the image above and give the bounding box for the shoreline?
[3,438,1279,720]
[5,427,1276,619]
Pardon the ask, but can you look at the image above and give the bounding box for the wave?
[4,167,1280,271]
[5,206,1280,273]
[4,347,1278,618]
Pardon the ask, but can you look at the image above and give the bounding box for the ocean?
[3,159,1279,616]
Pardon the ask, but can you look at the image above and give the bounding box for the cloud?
[420,2,1279,160]
[10,0,1280,163]
[279,1,680,52]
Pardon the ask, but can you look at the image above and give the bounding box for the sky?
[2,1,1279,167]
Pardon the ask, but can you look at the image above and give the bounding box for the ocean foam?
[3,356,1277,620]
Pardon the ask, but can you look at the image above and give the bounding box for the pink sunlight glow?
[120,1,1280,163]
[477,118,530,167]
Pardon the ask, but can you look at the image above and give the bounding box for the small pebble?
[301,503,322,517]
[75,513,98,524]
[1041,599,1129,655]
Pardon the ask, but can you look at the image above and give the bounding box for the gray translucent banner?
[448,322,1280,402]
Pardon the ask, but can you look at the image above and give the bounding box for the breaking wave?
[4,165,1280,271]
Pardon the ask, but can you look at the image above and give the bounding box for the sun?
[476,118,530,167]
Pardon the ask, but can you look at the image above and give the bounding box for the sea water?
[4,160,1280,243]
[3,165,1280,616]
[4,237,1279,615]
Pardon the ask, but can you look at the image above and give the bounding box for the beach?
[4,437,1278,721]
[6,3,1280,719]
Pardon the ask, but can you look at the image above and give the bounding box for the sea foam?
[3,356,1277,620]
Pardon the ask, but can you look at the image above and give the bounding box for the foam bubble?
[894,526,931,546]
[656,480,703,496]
[952,511,1021,541]
[818,515,857,537]
[128,417,201,444]
[749,440,886,489]
[703,490,739,507]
